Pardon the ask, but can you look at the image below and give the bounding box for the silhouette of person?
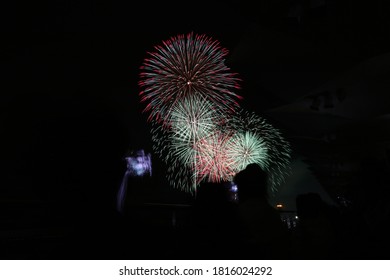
[233,163,291,259]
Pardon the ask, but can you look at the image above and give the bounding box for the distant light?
[295,216,299,219]
[276,203,283,209]
[125,149,152,177]
[230,183,238,193]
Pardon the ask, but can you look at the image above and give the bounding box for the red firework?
[139,32,242,124]
[194,131,236,183]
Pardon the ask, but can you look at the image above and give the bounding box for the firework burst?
[139,32,242,124]
[151,96,222,192]
[140,33,290,195]
[226,131,269,172]
[195,131,236,183]
[226,110,292,193]
[169,95,220,143]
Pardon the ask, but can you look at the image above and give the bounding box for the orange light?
[276,203,283,209]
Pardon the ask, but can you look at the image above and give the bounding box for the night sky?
[2,1,390,259]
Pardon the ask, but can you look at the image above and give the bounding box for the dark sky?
[2,0,390,207]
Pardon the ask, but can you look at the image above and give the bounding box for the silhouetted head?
[233,163,268,201]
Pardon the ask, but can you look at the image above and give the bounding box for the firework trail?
[151,108,291,194]
[195,130,236,183]
[169,95,219,141]
[194,130,270,185]
[226,110,292,193]
[151,125,197,193]
[150,96,222,192]
[226,131,269,172]
[139,32,242,124]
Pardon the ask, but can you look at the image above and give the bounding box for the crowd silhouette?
[3,159,387,260]
[112,161,387,260]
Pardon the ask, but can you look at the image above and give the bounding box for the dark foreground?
[1,199,388,260]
